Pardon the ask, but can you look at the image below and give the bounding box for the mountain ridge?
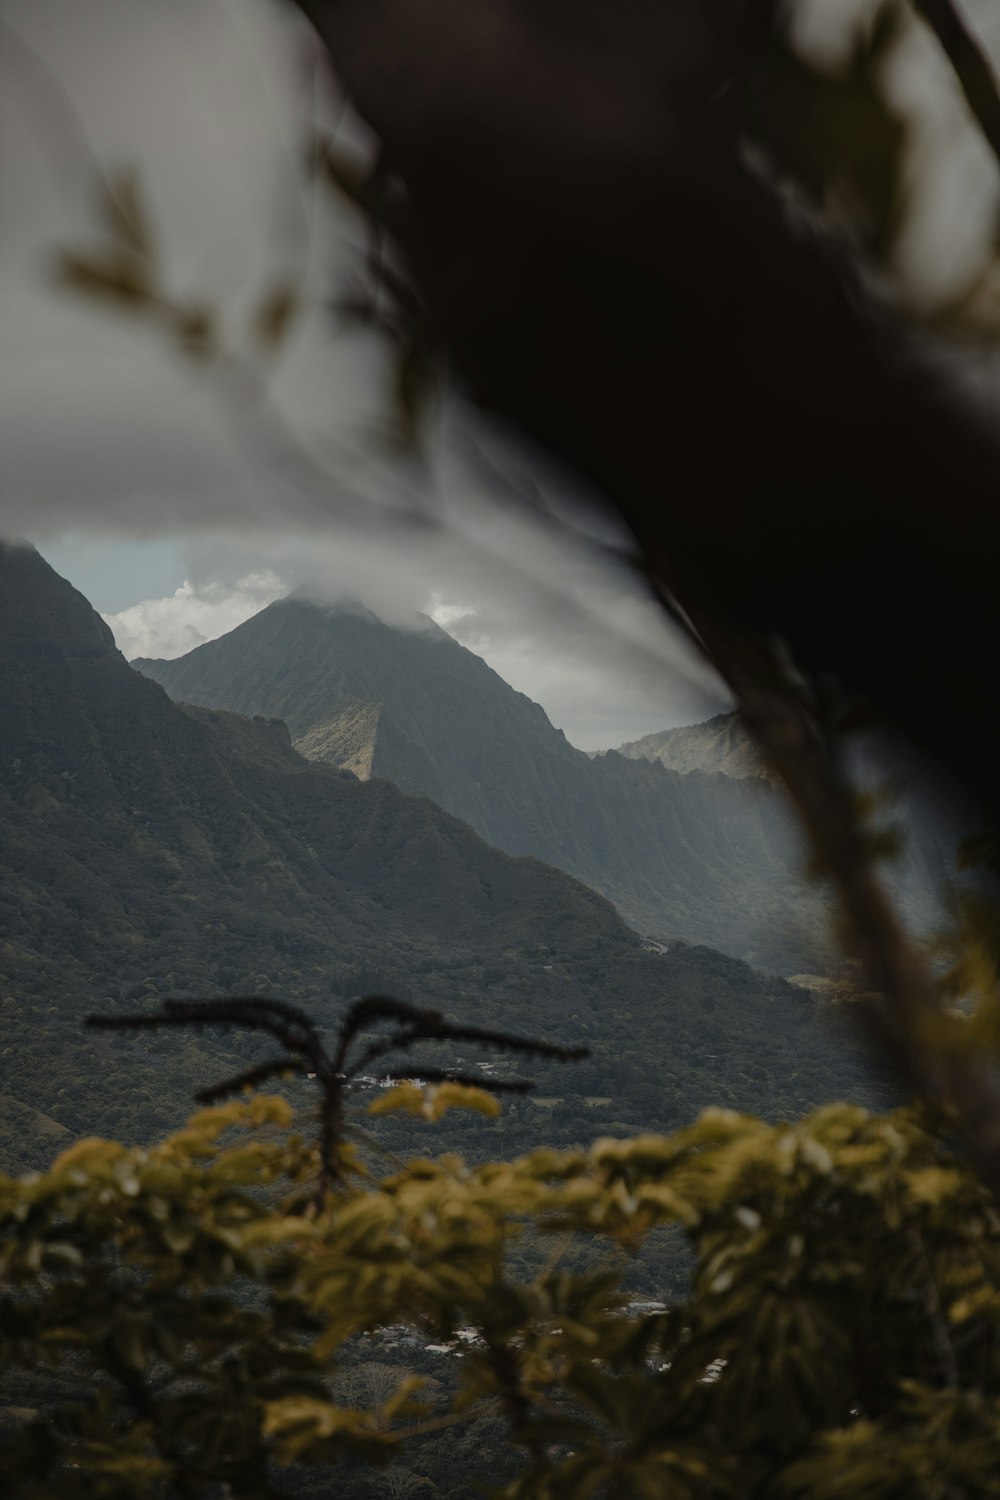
[134,598,828,971]
[610,712,778,784]
[608,709,962,941]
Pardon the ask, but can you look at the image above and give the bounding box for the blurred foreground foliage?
[14,1,1000,1493]
[3,1085,1000,1499]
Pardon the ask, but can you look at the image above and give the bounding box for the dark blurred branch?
[292,0,1000,1190]
[912,0,1000,171]
[691,613,1000,1191]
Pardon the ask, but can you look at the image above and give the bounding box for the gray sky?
[0,0,734,747]
[2,1,997,746]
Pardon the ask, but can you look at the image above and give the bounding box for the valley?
[0,544,886,1178]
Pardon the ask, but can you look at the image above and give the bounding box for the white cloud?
[97,523,729,747]
[103,570,285,660]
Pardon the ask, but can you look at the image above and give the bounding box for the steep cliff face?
[134,598,830,969]
[613,713,777,784]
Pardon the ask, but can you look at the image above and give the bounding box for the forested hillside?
[135,598,833,971]
[0,545,884,1175]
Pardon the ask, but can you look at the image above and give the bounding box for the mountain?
[134,599,829,972]
[1,544,883,1172]
[611,712,961,945]
[613,713,778,784]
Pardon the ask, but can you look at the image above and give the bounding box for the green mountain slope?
[1,545,884,1171]
[134,600,827,971]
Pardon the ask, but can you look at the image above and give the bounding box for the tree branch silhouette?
[86,995,588,1207]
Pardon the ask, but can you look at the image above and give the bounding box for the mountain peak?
[285,589,381,625]
[0,542,119,660]
[134,594,842,970]
[613,713,775,784]
[279,591,455,642]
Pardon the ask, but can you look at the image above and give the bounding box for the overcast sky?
[0,0,739,748]
[2,1,997,746]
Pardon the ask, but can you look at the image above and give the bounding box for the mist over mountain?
[134,599,831,972]
[0,545,883,1172]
